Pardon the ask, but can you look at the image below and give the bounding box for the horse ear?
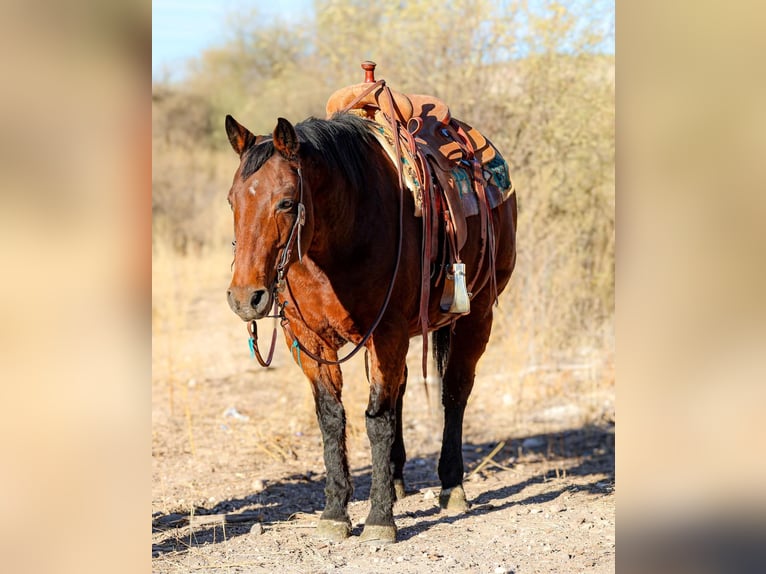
[273,117,299,160]
[225,114,256,156]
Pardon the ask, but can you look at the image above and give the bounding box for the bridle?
[246,96,406,368]
[245,165,305,367]
[275,168,307,288]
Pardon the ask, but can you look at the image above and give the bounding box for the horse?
[224,109,517,543]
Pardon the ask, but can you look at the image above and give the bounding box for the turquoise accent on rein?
[291,339,302,369]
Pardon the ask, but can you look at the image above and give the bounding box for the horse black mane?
[241,113,378,193]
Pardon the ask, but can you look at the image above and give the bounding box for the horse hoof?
[315,519,351,541]
[394,479,407,501]
[439,485,470,513]
[359,524,397,544]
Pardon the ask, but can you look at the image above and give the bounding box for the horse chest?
[285,266,362,348]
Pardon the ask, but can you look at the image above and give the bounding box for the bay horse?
[224,110,516,543]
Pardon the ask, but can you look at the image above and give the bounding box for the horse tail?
[432,325,452,378]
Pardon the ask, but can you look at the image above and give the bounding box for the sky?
[152,0,313,81]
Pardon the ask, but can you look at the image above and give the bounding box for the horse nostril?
[251,289,266,309]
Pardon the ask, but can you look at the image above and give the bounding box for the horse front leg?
[360,323,408,544]
[314,377,353,539]
[286,329,352,540]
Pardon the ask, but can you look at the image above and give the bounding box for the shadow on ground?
[152,422,614,556]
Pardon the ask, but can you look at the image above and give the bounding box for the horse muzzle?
[227,286,273,321]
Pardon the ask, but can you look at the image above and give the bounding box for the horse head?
[224,115,313,321]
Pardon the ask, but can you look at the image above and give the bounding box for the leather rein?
[248,81,406,368]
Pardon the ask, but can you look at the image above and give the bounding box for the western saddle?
[325,62,514,377]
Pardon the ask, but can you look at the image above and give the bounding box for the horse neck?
[305,151,391,269]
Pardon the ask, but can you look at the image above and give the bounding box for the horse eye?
[277,198,295,211]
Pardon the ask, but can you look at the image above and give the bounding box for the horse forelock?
[241,138,275,181]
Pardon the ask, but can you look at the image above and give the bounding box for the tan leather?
[452,118,496,165]
[326,83,414,124]
[407,93,451,125]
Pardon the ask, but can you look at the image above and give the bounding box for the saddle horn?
[362,60,376,83]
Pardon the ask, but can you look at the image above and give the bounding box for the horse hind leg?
[436,291,495,513]
[391,366,407,501]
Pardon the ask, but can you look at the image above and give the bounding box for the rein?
[248,86,406,368]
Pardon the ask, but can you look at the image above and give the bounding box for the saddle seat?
[326,81,415,124]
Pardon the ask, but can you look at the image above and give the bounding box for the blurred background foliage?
[152,0,614,369]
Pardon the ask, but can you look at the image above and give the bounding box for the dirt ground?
[152,281,614,573]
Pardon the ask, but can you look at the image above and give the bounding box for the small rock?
[423,489,435,500]
[251,479,266,492]
[223,407,249,421]
[153,513,186,527]
[522,436,545,449]
[494,567,506,574]
[529,507,543,514]
[223,407,250,421]
[250,522,264,536]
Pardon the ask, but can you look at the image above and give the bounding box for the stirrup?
[440,263,470,314]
